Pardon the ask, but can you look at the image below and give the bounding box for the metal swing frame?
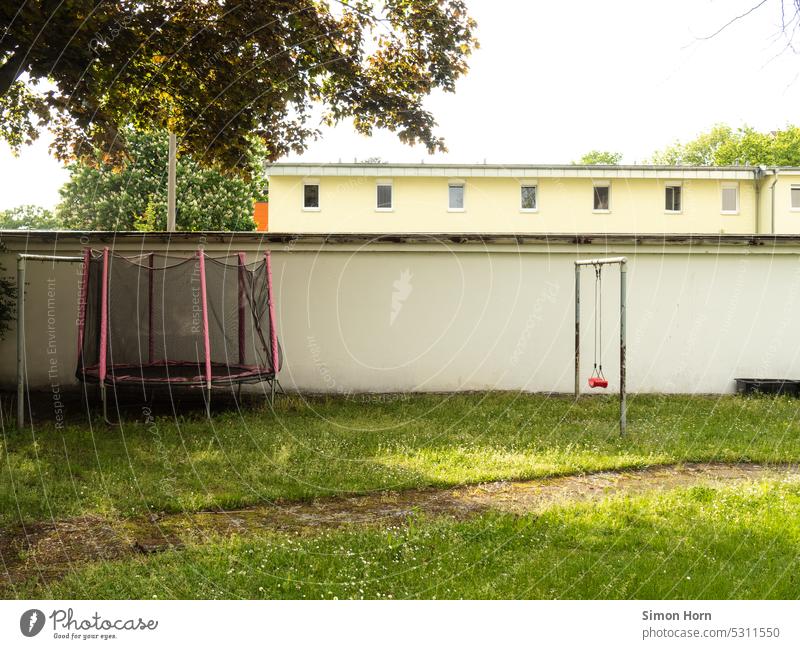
[574,256,627,436]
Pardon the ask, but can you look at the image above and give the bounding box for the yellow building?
[266,163,800,234]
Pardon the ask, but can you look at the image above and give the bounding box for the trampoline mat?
[79,361,272,385]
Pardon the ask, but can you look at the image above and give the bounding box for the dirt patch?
[2,462,797,590]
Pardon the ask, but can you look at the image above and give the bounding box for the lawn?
[14,478,800,599]
[4,392,800,599]
[2,392,800,527]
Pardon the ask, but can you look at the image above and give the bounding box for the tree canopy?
[0,205,60,229]
[0,1,478,170]
[57,130,266,230]
[574,150,623,165]
[649,124,800,166]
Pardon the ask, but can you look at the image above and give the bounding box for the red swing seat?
[588,376,608,389]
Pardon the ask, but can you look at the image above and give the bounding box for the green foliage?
[0,80,49,151]
[0,240,14,340]
[650,124,800,166]
[575,150,623,165]
[133,199,160,232]
[56,130,266,230]
[0,204,60,229]
[0,1,477,169]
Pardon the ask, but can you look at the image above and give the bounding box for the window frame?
[302,179,321,211]
[720,182,739,215]
[520,183,538,213]
[448,180,466,212]
[375,179,394,212]
[592,182,611,213]
[791,184,800,212]
[664,183,683,214]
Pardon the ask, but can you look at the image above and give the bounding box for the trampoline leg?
[205,386,212,419]
[100,383,119,426]
[269,379,277,407]
[101,384,109,425]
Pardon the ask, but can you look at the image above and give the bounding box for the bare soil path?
[2,462,797,589]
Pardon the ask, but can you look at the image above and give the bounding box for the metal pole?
[16,256,25,430]
[167,132,177,232]
[620,261,627,436]
[574,263,580,399]
[197,250,212,417]
[99,247,110,425]
[237,253,246,366]
[148,252,154,364]
[265,251,280,378]
[575,256,627,266]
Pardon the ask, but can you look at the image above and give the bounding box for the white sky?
[2,0,800,210]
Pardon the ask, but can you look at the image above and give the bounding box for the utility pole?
[167,132,177,231]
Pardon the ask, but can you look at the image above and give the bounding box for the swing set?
[574,256,627,435]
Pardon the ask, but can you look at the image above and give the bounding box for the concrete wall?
[3,232,800,395]
[269,174,760,234]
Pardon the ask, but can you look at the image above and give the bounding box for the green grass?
[14,479,800,599]
[2,392,800,527]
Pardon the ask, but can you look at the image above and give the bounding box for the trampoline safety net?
[76,248,281,387]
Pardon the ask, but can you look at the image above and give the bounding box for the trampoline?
[76,247,282,420]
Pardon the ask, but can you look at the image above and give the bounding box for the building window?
[303,182,320,210]
[593,184,610,211]
[448,183,465,211]
[376,182,393,210]
[665,185,682,212]
[520,185,538,211]
[791,185,800,210]
[721,184,739,214]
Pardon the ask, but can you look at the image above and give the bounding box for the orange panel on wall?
[254,201,269,231]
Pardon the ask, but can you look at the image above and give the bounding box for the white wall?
[3,233,800,394]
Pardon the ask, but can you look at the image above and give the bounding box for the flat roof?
[5,230,800,248]
[267,162,765,180]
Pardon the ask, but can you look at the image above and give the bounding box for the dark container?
[734,378,800,397]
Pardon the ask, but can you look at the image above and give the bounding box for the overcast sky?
[2,0,800,210]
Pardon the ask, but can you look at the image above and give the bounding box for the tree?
[0,205,60,229]
[649,124,800,166]
[0,1,477,171]
[575,150,623,165]
[56,130,266,230]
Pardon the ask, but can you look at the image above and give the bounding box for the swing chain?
[598,264,603,378]
[592,264,604,380]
